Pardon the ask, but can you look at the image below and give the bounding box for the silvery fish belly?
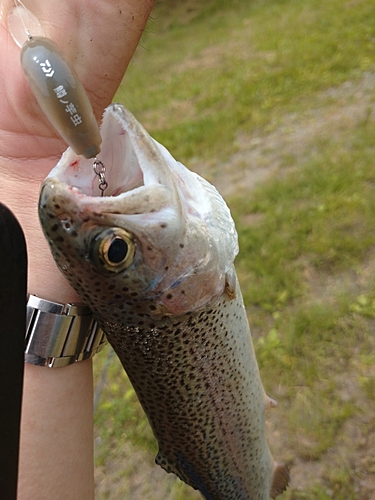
[39,104,289,500]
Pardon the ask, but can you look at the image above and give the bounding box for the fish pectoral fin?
[155,450,174,474]
[224,267,237,300]
[270,462,290,498]
[155,450,196,490]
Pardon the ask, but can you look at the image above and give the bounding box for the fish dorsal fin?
[270,462,290,498]
[265,392,278,410]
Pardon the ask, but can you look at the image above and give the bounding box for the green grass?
[94,349,156,465]
[229,124,375,470]
[232,124,375,313]
[118,0,375,161]
[94,0,375,498]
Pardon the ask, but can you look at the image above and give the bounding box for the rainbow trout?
[39,103,289,499]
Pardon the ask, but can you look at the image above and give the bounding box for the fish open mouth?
[40,103,239,314]
[45,103,176,214]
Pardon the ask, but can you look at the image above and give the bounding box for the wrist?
[1,155,79,303]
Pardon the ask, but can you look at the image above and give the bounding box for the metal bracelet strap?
[25,294,107,368]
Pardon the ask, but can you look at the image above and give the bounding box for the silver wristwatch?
[25,294,107,368]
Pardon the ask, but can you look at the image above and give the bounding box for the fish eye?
[107,237,129,264]
[91,227,135,272]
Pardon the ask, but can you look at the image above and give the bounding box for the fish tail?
[270,462,290,498]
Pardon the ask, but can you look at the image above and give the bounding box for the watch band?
[25,294,107,368]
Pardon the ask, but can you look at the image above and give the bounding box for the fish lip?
[41,103,176,214]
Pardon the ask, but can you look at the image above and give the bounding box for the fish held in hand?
[39,103,289,499]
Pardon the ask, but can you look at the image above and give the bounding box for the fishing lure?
[8,1,107,190]
[20,35,102,160]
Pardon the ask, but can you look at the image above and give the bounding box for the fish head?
[39,104,238,322]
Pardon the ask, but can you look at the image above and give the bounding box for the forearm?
[2,157,92,499]
[3,158,92,500]
[19,361,94,500]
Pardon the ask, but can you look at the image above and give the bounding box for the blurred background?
[93,1,375,498]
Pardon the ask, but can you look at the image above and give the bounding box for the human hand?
[0,0,154,301]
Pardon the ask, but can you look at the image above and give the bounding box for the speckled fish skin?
[39,104,289,500]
